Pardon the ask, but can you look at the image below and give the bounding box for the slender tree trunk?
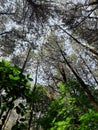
[0,99,14,130]
[20,47,31,75]
[57,42,98,111]
[80,55,98,85]
[0,109,11,130]
[27,60,39,130]
[57,25,98,56]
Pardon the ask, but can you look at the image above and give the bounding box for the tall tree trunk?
[57,25,98,57]
[27,60,39,130]
[57,42,98,111]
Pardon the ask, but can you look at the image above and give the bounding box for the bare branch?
[56,25,98,56]
[0,12,15,15]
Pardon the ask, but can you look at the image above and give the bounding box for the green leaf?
[26,82,30,87]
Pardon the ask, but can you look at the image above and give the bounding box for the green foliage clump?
[37,80,98,130]
[0,60,52,130]
[78,109,98,130]
[0,60,31,99]
[0,60,32,130]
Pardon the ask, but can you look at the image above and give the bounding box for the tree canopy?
[0,0,98,130]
